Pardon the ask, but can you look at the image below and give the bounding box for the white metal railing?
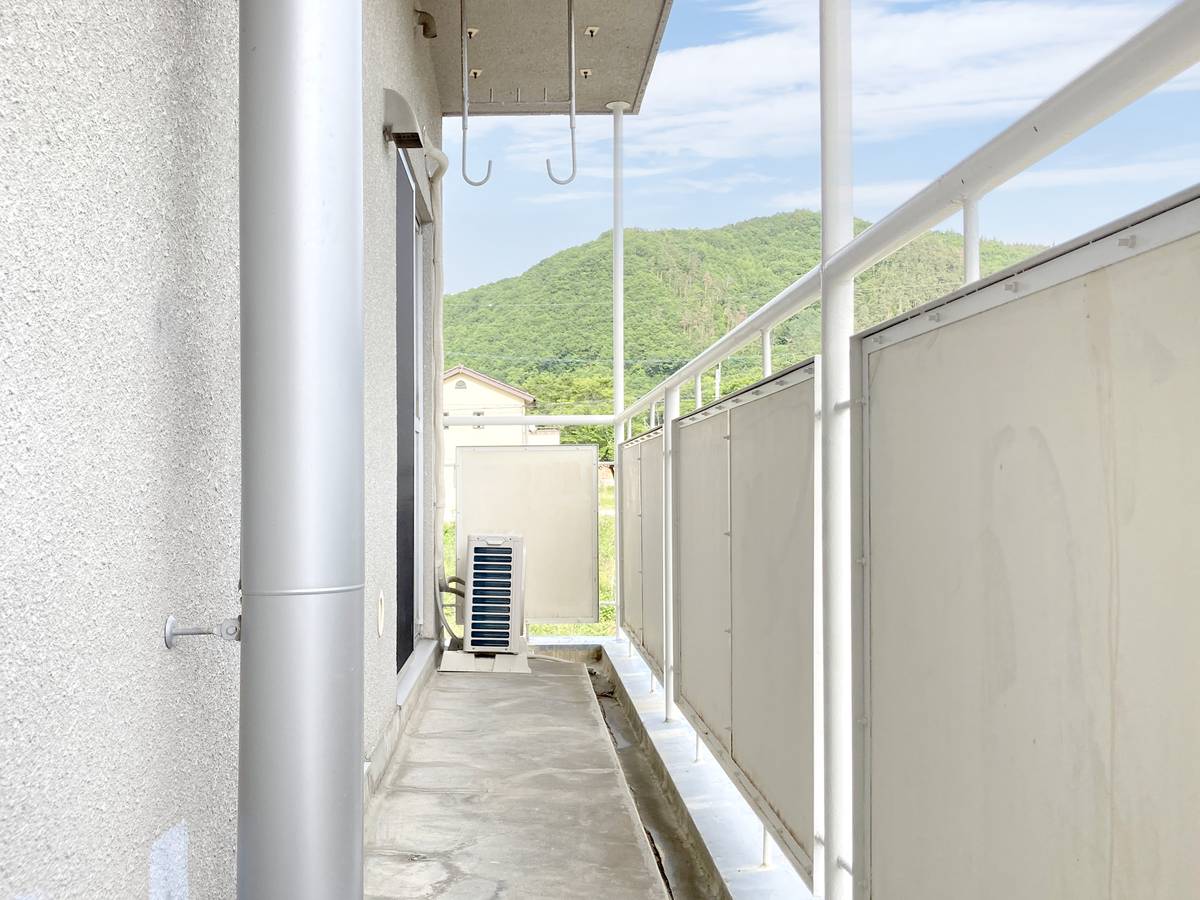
[615,0,1200,428]
[440,5,1200,897]
[622,8,1200,892]
[445,2,1200,437]
[441,414,610,426]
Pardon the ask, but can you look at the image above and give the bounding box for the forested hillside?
[444,210,1042,457]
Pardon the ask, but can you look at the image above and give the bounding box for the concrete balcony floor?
[364,656,671,899]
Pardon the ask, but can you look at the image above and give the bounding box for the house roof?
[444,365,536,404]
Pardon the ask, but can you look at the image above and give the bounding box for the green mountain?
[444,210,1042,457]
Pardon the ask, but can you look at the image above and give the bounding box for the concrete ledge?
[364,639,439,803]
[533,636,812,899]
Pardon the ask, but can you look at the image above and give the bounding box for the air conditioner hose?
[437,575,465,651]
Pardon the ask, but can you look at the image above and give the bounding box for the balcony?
[432,2,1200,896]
[4,1,1200,898]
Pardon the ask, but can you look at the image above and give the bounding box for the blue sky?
[442,0,1200,294]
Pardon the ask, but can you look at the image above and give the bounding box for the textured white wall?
[362,0,442,757]
[0,0,443,895]
[0,2,241,896]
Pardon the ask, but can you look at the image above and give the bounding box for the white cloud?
[524,189,615,206]
[775,178,930,212]
[671,171,779,194]
[1004,154,1200,191]
[769,149,1200,218]
[631,0,1193,165]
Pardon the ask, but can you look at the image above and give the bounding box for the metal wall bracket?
[164,614,242,649]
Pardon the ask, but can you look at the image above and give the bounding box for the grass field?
[442,481,617,637]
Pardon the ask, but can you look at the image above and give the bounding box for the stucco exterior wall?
[0,3,241,896]
[362,0,443,761]
[0,1,443,896]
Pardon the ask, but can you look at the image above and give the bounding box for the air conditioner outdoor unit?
[463,534,525,654]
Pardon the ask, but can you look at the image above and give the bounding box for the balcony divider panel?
[456,445,599,623]
[675,412,733,753]
[729,379,817,875]
[640,434,666,672]
[857,202,1200,899]
[619,440,644,643]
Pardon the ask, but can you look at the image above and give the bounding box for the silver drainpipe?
[238,1,365,897]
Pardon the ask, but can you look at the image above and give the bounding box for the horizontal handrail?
[617,0,1200,426]
[443,414,612,427]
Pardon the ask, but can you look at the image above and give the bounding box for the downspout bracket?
[163,614,242,649]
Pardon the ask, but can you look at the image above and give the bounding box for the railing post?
[820,0,855,896]
[963,196,981,284]
[693,372,703,410]
[609,99,628,427]
[761,328,773,376]
[609,99,629,645]
[663,385,680,721]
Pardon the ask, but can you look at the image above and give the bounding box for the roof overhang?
[444,365,537,404]
[421,0,673,116]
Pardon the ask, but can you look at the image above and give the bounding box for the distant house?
[441,365,559,521]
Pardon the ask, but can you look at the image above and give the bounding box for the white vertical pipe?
[761,329,773,376]
[693,372,703,409]
[239,0,364,896]
[812,356,826,900]
[608,101,629,423]
[963,196,981,284]
[714,363,722,399]
[663,385,680,721]
[820,0,854,896]
[609,100,628,644]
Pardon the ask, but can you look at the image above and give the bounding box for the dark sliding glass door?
[395,153,420,671]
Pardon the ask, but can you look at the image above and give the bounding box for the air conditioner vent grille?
[463,535,524,654]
